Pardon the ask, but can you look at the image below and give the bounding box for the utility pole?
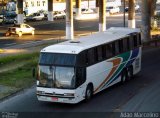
[128,0,135,28]
[141,0,151,42]
[17,0,24,24]
[75,0,81,17]
[66,0,74,40]
[48,0,53,21]
[99,0,106,32]
[96,0,99,13]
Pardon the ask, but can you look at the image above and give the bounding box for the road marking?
[5,43,17,46]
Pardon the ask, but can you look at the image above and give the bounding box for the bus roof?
[41,27,140,54]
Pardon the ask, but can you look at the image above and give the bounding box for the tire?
[18,32,22,37]
[121,68,128,84]
[85,84,93,101]
[32,30,35,35]
[128,66,133,79]
[5,31,10,36]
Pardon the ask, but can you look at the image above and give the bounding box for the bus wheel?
[128,66,133,79]
[121,68,127,84]
[85,84,93,101]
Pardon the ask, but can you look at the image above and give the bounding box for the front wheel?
[85,84,93,101]
[32,30,35,35]
[18,31,22,37]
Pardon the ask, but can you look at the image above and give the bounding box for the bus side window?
[87,48,95,65]
[126,37,131,50]
[129,35,134,49]
[138,33,141,45]
[106,43,113,58]
[119,39,123,53]
[77,51,86,67]
[123,38,128,52]
[102,44,107,59]
[97,46,103,61]
[76,68,86,87]
[85,51,89,65]
[114,41,120,55]
[133,34,138,47]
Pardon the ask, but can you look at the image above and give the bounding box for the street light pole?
[123,0,126,27]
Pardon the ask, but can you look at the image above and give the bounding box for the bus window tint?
[129,35,134,49]
[138,33,141,45]
[76,68,86,87]
[77,51,86,67]
[39,53,76,66]
[106,43,113,58]
[87,49,95,65]
[97,46,103,61]
[133,34,138,47]
[123,38,128,52]
[102,45,107,59]
[114,41,120,55]
[119,39,123,53]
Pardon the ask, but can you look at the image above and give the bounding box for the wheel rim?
[86,89,91,99]
[128,67,133,79]
[122,75,126,82]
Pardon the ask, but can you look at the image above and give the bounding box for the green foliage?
[0,52,39,67]
[0,52,39,89]
[0,58,38,89]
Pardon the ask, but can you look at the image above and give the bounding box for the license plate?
[51,97,58,101]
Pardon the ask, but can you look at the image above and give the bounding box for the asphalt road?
[0,14,141,48]
[0,47,160,117]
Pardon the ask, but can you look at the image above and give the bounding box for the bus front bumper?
[36,87,84,104]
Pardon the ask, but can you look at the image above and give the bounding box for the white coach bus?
[36,27,142,104]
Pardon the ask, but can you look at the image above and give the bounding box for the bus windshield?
[38,65,75,89]
[39,53,76,66]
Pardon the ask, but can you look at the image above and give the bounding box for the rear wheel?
[18,31,22,37]
[128,66,133,79]
[85,84,93,101]
[121,68,128,84]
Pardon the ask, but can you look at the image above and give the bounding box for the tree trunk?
[141,0,151,42]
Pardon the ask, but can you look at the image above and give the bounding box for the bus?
[36,27,142,104]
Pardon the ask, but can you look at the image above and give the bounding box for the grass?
[0,52,39,99]
[0,52,39,67]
